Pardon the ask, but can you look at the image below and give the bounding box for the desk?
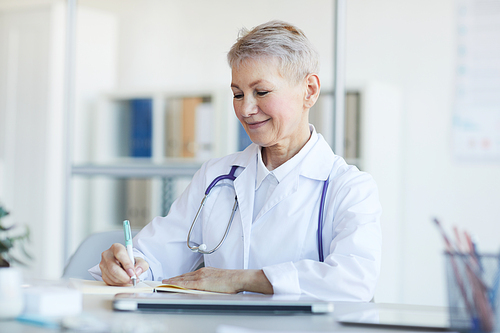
[1,294,449,332]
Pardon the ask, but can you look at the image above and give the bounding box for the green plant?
[0,205,31,267]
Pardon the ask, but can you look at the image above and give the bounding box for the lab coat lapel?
[254,133,334,222]
[253,172,298,222]
[232,146,257,269]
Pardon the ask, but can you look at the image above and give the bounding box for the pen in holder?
[445,251,500,333]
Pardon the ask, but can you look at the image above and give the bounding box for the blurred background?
[0,0,499,307]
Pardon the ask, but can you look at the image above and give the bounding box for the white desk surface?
[1,294,449,333]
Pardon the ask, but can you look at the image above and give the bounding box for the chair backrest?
[62,229,139,280]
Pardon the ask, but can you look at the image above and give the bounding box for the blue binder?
[130,99,152,157]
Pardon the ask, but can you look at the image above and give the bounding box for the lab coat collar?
[223,125,335,182]
[271,125,318,183]
[252,129,334,222]
[255,148,270,191]
[225,143,259,170]
[298,132,335,181]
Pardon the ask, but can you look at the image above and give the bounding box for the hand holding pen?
[98,221,149,286]
[123,220,137,286]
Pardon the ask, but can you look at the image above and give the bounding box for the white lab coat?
[90,130,382,302]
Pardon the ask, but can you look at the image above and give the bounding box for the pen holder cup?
[445,252,500,333]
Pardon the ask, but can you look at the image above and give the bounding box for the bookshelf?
[69,89,234,252]
[309,90,362,168]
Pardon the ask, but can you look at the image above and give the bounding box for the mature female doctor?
[90,20,382,302]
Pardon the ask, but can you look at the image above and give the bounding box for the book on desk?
[70,278,222,295]
[69,279,334,314]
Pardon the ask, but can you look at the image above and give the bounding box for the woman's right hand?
[99,243,149,286]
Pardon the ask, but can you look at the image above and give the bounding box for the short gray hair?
[227,20,320,83]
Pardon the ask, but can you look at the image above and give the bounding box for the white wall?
[111,0,335,91]
[0,2,66,279]
[346,0,500,306]
[359,83,404,305]
[0,0,118,278]
[71,6,118,256]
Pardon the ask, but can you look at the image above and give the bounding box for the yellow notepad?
[69,278,223,295]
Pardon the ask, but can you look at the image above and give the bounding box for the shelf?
[71,160,202,178]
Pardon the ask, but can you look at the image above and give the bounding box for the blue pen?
[123,220,137,287]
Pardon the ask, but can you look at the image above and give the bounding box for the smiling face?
[231,57,312,156]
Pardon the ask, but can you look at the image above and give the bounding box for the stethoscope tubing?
[187,166,239,254]
[187,195,238,254]
[317,178,330,262]
[205,166,238,195]
[187,165,329,262]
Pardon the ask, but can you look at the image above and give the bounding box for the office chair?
[62,229,139,280]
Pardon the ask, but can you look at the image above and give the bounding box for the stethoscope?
[187,165,330,262]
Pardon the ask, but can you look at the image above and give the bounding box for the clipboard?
[113,292,334,314]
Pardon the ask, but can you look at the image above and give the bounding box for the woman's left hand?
[162,267,273,294]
